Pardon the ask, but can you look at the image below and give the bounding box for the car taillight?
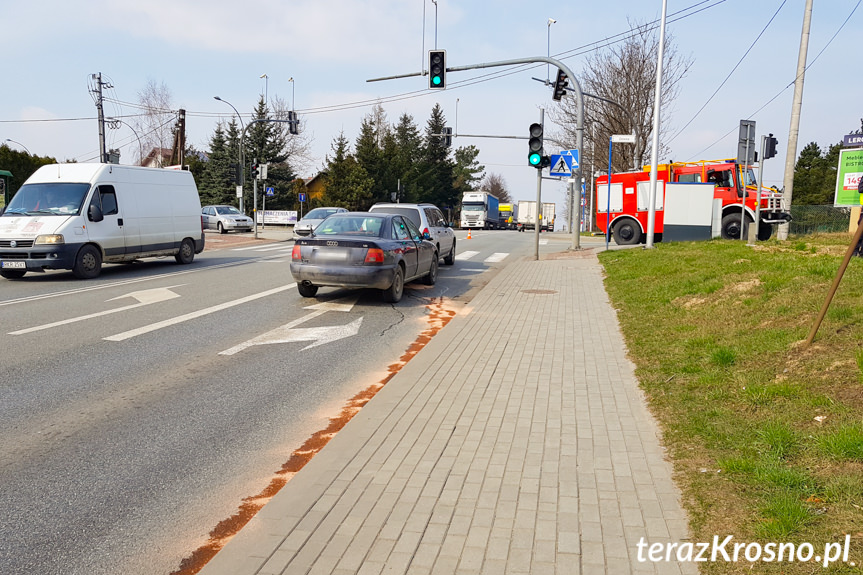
[364,248,384,264]
[292,244,302,261]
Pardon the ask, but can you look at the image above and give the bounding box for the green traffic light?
[529,153,542,166]
[432,76,441,86]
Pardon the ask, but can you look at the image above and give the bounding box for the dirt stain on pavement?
[172,297,456,575]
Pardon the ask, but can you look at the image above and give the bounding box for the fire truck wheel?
[612,219,642,245]
[721,213,753,240]
[757,221,773,241]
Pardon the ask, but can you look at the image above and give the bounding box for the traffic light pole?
[534,108,544,261]
[369,55,585,250]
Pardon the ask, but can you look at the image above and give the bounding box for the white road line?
[231,243,281,251]
[484,253,509,263]
[458,251,480,261]
[103,283,296,342]
[540,239,549,245]
[255,245,294,252]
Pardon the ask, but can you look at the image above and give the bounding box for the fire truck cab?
[596,159,791,245]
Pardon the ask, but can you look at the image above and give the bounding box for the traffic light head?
[428,50,446,89]
[528,123,544,167]
[288,111,299,135]
[764,133,778,160]
[552,69,568,102]
[250,161,259,180]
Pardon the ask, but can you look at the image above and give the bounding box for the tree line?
[188,98,488,222]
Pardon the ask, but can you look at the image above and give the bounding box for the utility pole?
[645,0,668,249]
[778,0,813,241]
[91,73,108,163]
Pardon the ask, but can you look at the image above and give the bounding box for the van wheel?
[175,238,195,264]
[612,219,642,245]
[0,270,26,279]
[73,245,102,279]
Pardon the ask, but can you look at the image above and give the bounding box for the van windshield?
[3,183,90,216]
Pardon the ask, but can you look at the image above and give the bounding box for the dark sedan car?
[290,212,438,303]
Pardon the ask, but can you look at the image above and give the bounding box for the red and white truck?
[595,159,791,245]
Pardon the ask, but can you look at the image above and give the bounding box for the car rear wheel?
[383,265,405,303]
[175,238,195,264]
[72,245,102,279]
[423,254,438,285]
[297,282,318,298]
[0,269,26,279]
[444,241,455,265]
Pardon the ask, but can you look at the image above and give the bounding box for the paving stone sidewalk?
[199,249,695,575]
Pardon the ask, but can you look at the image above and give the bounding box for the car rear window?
[370,207,420,227]
[316,216,384,236]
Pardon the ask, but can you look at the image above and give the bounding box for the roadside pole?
[534,108,544,261]
[752,135,767,245]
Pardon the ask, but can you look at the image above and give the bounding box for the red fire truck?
[595,159,791,245]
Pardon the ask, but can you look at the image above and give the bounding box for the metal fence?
[789,205,853,235]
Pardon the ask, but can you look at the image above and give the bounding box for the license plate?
[1,261,26,269]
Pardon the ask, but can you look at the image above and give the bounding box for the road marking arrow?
[219,297,360,355]
[104,284,296,342]
[9,285,185,335]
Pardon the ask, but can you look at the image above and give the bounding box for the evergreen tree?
[452,145,485,198]
[793,141,842,205]
[323,132,374,210]
[355,116,387,203]
[198,123,235,206]
[392,113,423,202]
[420,104,456,210]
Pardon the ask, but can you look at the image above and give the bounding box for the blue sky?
[2,0,860,215]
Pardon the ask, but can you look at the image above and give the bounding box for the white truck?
[0,163,205,279]
[516,201,556,232]
[460,191,499,229]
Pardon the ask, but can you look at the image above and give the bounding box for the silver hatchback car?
[293,207,348,239]
[202,205,254,234]
[368,203,456,265]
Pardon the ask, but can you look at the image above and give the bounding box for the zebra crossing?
[231,244,515,264]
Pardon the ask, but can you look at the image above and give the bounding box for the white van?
[0,163,205,279]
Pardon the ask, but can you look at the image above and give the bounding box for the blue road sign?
[549,154,573,177]
[266,186,275,197]
[299,192,306,202]
[562,149,580,169]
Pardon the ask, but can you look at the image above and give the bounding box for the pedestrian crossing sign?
[549,154,573,177]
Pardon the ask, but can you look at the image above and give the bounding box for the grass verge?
[599,233,863,573]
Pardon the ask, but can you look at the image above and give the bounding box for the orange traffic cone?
[467,229,472,239]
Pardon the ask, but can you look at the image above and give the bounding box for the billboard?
[833,149,863,206]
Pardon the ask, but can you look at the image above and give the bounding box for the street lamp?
[214,96,246,213]
[288,77,295,111]
[260,74,268,105]
[547,18,557,84]
[5,138,31,155]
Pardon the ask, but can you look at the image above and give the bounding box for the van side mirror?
[88,204,104,222]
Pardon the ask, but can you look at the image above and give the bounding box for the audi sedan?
[290,212,438,303]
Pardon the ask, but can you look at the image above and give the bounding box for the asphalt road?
[0,229,560,575]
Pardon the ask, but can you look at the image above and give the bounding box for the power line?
[688,0,861,160]
[668,0,787,144]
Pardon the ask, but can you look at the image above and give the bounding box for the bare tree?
[549,21,691,176]
[269,95,315,176]
[132,79,175,166]
[480,172,512,202]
